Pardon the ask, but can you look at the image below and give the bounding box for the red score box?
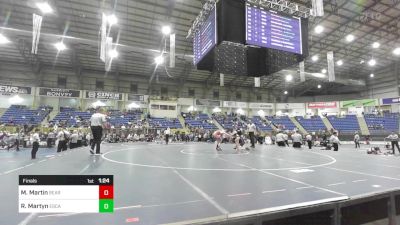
[99,185,114,199]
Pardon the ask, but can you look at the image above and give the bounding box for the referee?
[90,108,107,155]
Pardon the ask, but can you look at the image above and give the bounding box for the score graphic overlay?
[193,6,217,65]
[19,175,114,213]
[246,3,303,55]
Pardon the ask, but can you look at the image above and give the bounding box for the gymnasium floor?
[2,142,400,225]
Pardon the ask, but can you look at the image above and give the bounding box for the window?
[168,106,176,110]
[257,95,262,101]
[130,84,138,94]
[188,89,195,97]
[213,90,219,99]
[57,77,66,87]
[96,80,104,90]
[151,105,159,109]
[236,92,242,100]
[161,87,168,96]
[160,105,168,110]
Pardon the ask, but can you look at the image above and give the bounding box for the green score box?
[99,199,114,213]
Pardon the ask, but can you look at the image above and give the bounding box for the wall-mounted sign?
[195,99,221,107]
[307,102,337,109]
[0,85,31,94]
[85,91,123,100]
[382,97,400,105]
[248,103,274,109]
[39,88,80,98]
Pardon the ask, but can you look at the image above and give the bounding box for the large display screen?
[193,6,217,65]
[246,3,303,55]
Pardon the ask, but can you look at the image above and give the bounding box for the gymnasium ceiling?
[0,0,399,96]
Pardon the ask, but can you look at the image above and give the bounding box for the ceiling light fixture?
[314,25,324,34]
[393,47,400,56]
[285,74,293,82]
[107,14,118,25]
[321,68,327,74]
[162,26,171,35]
[109,49,118,58]
[284,91,288,95]
[155,55,164,65]
[346,34,355,42]
[372,42,380,49]
[36,2,53,14]
[311,55,319,62]
[368,59,376,66]
[54,42,66,51]
[370,73,374,78]
[0,34,10,44]
[317,84,322,89]
[337,60,343,66]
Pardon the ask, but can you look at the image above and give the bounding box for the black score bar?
[19,175,114,185]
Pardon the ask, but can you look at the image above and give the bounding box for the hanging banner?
[85,91,123,100]
[299,61,305,82]
[39,88,80,98]
[0,85,32,95]
[169,33,175,68]
[248,103,274,109]
[327,51,335,82]
[340,99,378,108]
[127,94,145,102]
[307,102,337,109]
[195,99,220,107]
[382,97,400,105]
[254,77,260,88]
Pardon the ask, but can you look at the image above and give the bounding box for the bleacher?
[52,108,92,127]
[252,116,273,131]
[108,110,142,127]
[327,115,360,133]
[0,105,50,125]
[148,117,182,129]
[183,113,217,130]
[266,116,296,130]
[296,116,326,132]
[213,115,246,130]
[364,113,399,134]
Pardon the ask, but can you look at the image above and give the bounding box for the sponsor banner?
[0,85,32,95]
[276,103,305,109]
[236,102,248,108]
[195,99,220,107]
[340,99,378,108]
[307,102,337,109]
[223,101,237,108]
[39,88,80,98]
[85,91,123,100]
[128,94,145,102]
[382,97,400,105]
[248,103,274,109]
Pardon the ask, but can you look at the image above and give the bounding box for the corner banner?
[128,94,145,102]
[195,99,220,107]
[0,85,32,95]
[382,97,400,105]
[85,91,123,100]
[307,102,337,109]
[248,103,274,109]
[39,88,80,98]
[340,99,378,108]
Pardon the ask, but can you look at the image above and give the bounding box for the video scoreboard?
[193,6,217,65]
[19,175,114,213]
[246,3,303,55]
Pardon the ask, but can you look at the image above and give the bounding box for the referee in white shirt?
[31,128,40,159]
[90,108,107,154]
[247,122,256,148]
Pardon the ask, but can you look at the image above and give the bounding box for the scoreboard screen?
[193,6,217,65]
[246,3,303,55]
